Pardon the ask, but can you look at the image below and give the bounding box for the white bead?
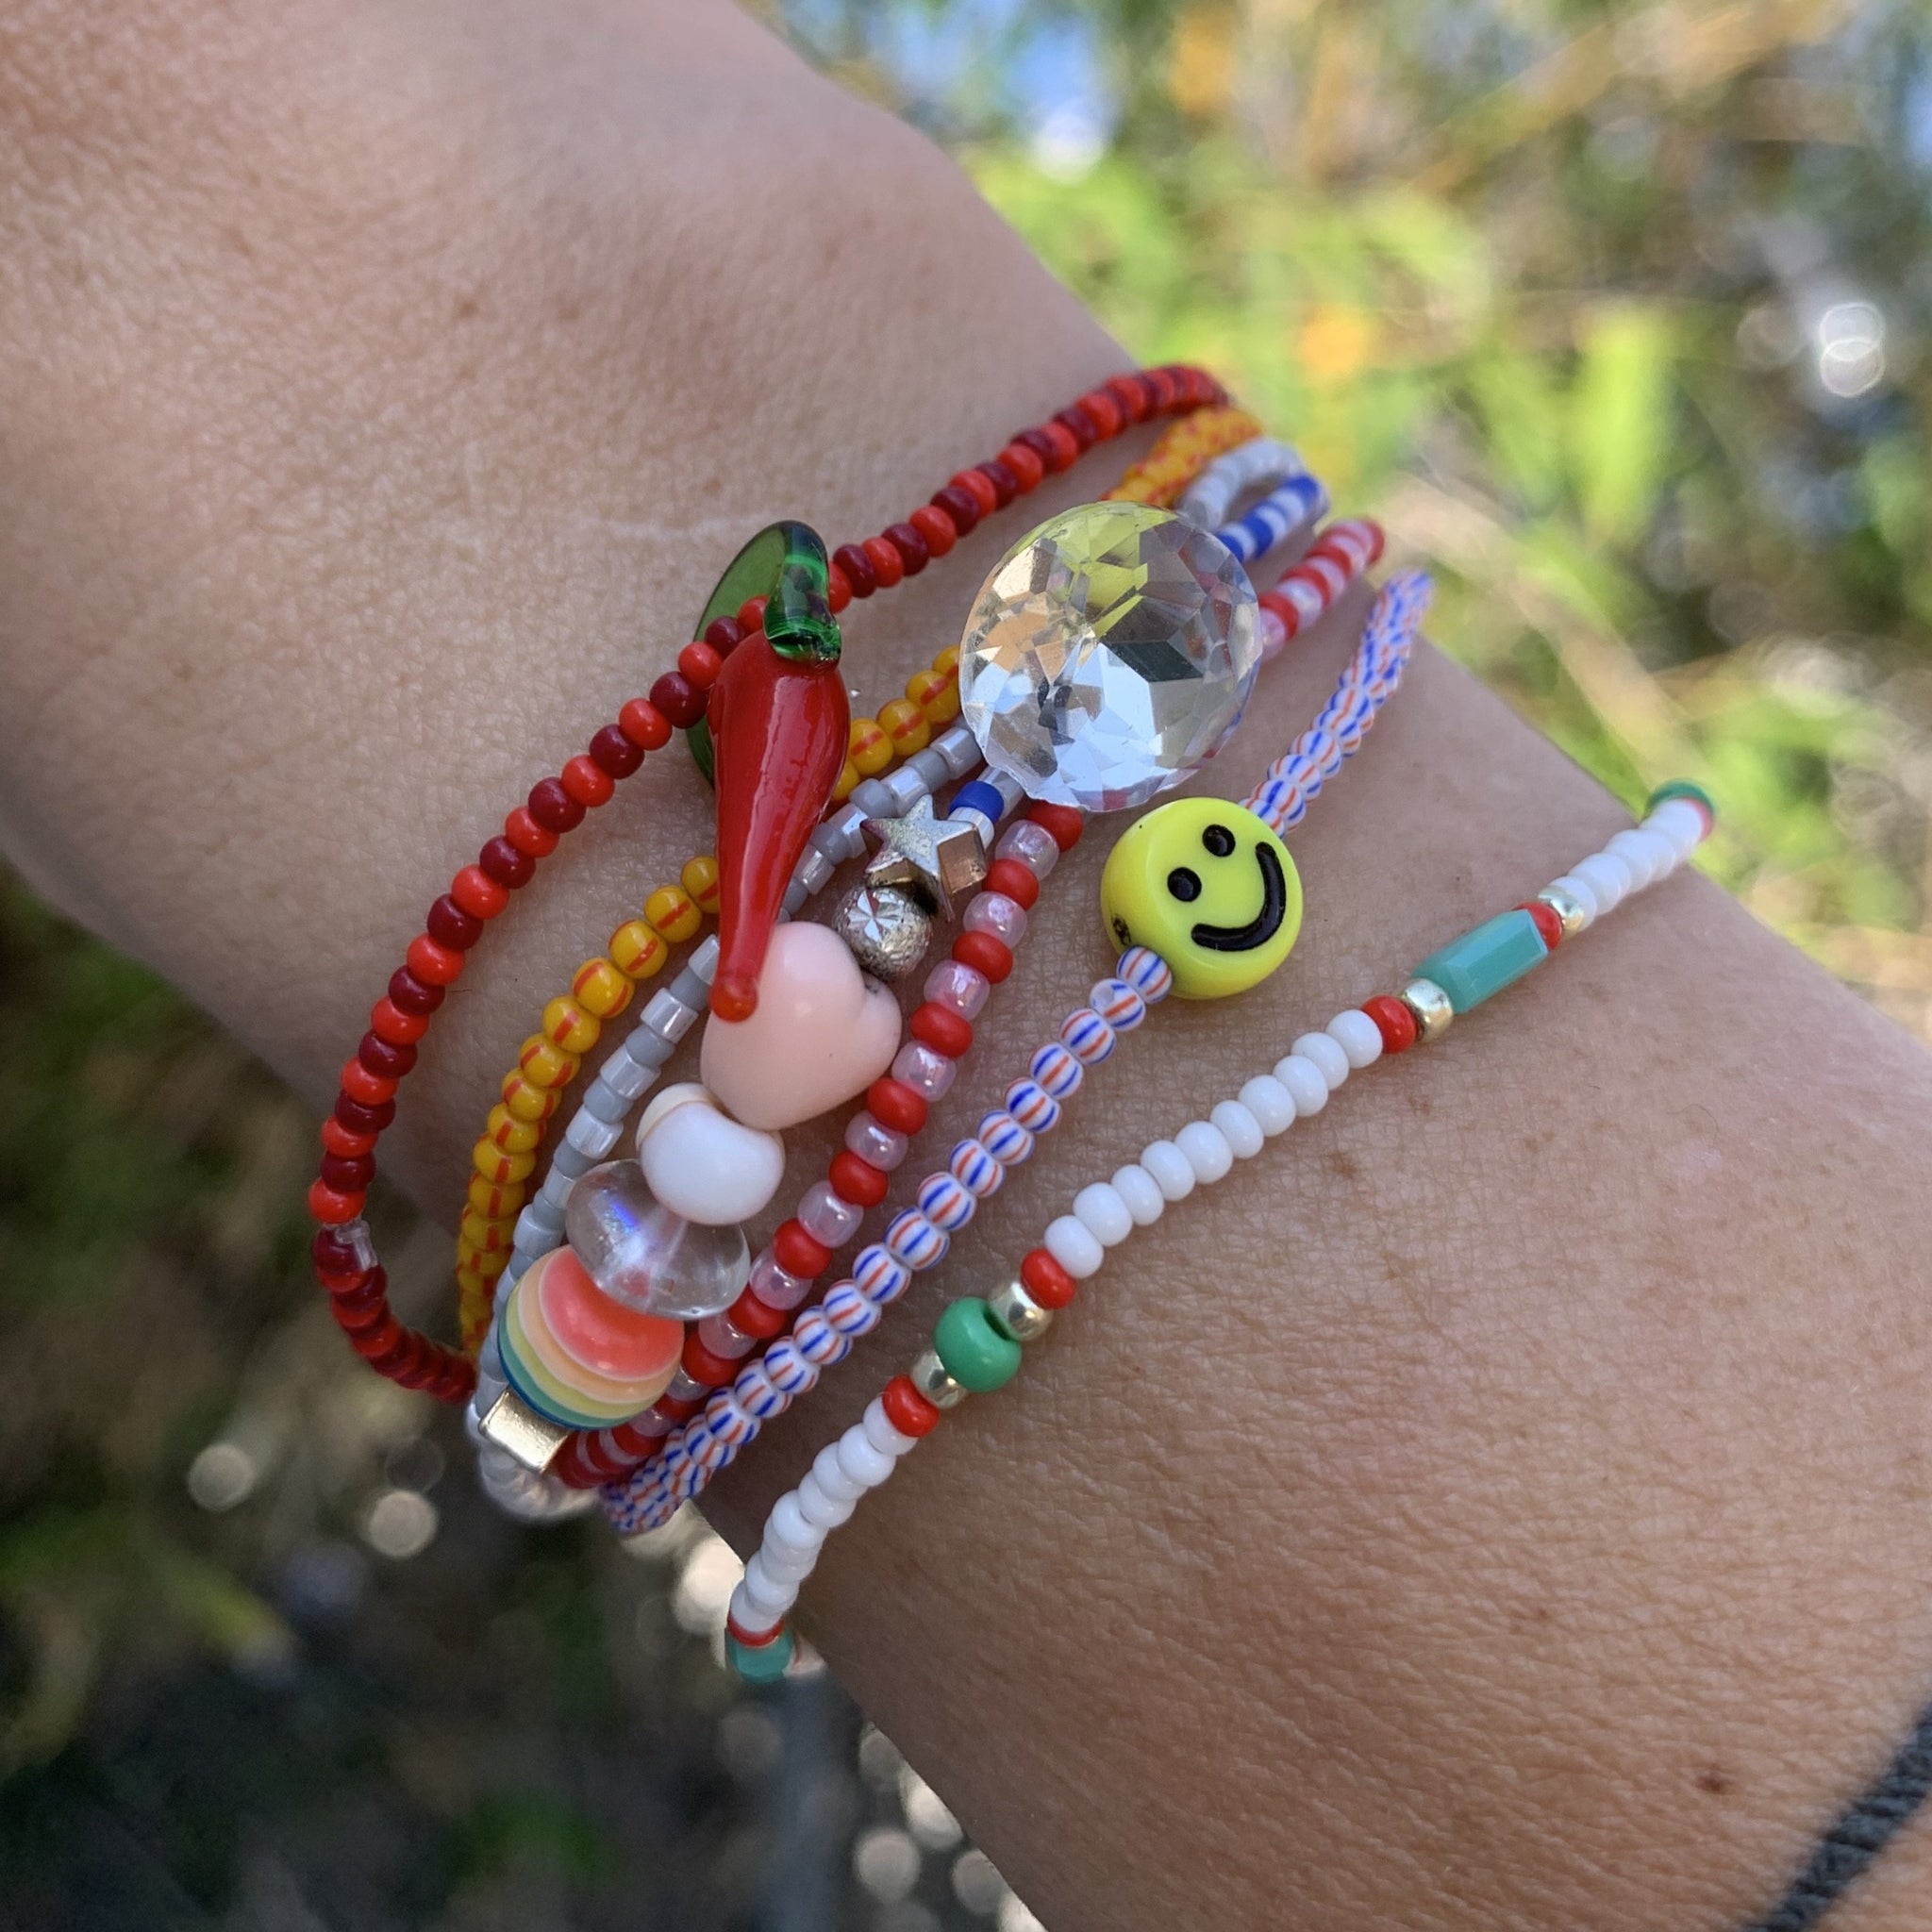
[1140,1140,1196,1202]
[1608,825,1676,888]
[1544,874,1598,926]
[1175,1120,1234,1184]
[796,1472,857,1530]
[741,1556,799,1618]
[1044,1213,1106,1279]
[1073,1182,1134,1247]
[632,1084,788,1226]
[1326,1008,1384,1070]
[1110,1164,1166,1226]
[1646,798,1705,857]
[811,1443,864,1504]
[728,1581,784,1640]
[1210,1100,1265,1159]
[1291,1031,1351,1091]
[836,1424,894,1490]
[1572,850,1633,914]
[766,1494,820,1557]
[862,1397,916,1458]
[1239,1075,1297,1136]
[1273,1055,1329,1117]
[758,1541,817,1585]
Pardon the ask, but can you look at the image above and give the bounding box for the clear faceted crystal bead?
[958,502,1259,812]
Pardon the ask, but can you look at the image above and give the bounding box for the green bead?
[933,1297,1023,1393]
[1412,908,1548,1014]
[727,1627,794,1683]
[1646,778,1715,823]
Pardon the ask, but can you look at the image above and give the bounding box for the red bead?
[884,521,930,575]
[527,775,586,835]
[736,596,768,633]
[450,864,508,921]
[560,754,615,808]
[727,1612,785,1648]
[1020,1247,1077,1310]
[881,1374,941,1439]
[951,468,999,516]
[370,996,428,1046]
[504,807,558,858]
[704,615,743,655]
[908,503,957,558]
[358,1030,415,1080]
[1258,590,1301,640]
[1026,801,1084,851]
[909,1001,972,1059]
[1012,425,1066,473]
[983,857,1039,909]
[677,640,724,690]
[310,1225,365,1274]
[1106,373,1151,424]
[334,1091,395,1137]
[1362,993,1418,1055]
[829,1150,890,1208]
[951,928,1013,984]
[478,835,535,890]
[976,458,1020,508]
[727,1286,788,1341]
[772,1218,832,1279]
[1053,406,1098,453]
[681,1333,741,1391]
[1520,900,1564,950]
[649,670,705,729]
[655,1392,706,1424]
[861,535,905,589]
[1076,388,1124,440]
[322,1115,378,1157]
[590,723,644,778]
[385,966,442,1017]
[1142,368,1179,413]
[407,932,465,985]
[826,563,853,613]
[833,542,877,597]
[865,1076,927,1136]
[308,1178,366,1225]
[619,697,672,750]
[320,1151,375,1192]
[935,482,984,533]
[346,1312,404,1359]
[998,441,1045,492]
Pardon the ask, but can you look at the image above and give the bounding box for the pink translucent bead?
[994,817,1059,879]
[923,958,990,1020]
[844,1111,909,1172]
[1257,603,1288,663]
[749,1247,814,1309]
[796,1179,864,1247]
[891,1040,958,1103]
[695,1312,758,1360]
[964,891,1027,948]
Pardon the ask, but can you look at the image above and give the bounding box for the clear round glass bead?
[844,1111,909,1172]
[959,501,1260,812]
[695,1312,758,1360]
[796,1179,864,1247]
[964,891,1027,947]
[924,958,991,1019]
[891,1041,958,1103]
[749,1247,815,1310]
[562,1160,749,1321]
[995,817,1060,879]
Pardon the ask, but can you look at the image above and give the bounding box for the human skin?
[3,3,1932,1927]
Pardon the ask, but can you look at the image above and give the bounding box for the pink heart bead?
[701,921,904,1131]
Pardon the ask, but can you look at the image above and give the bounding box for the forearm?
[4,8,1932,1930]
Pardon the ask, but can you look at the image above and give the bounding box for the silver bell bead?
[830,880,934,982]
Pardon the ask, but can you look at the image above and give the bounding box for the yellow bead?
[680,854,722,917]
[473,1139,536,1186]
[519,1033,581,1089]
[501,1072,560,1123]
[541,996,601,1056]
[459,1208,518,1253]
[609,918,669,980]
[932,644,960,677]
[848,716,892,776]
[457,1245,509,1285]
[485,1104,542,1153]
[878,696,929,757]
[468,1174,527,1220]
[831,758,861,802]
[572,958,635,1021]
[906,665,958,724]
[1098,797,1302,999]
[643,885,701,945]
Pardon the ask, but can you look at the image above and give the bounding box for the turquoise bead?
[727,1627,794,1683]
[1646,778,1714,823]
[933,1297,1023,1393]
[1412,908,1548,1014]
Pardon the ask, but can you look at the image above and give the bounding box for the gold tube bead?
[1399,975,1455,1042]
[909,1348,967,1409]
[478,1389,571,1473]
[1535,883,1589,941]
[986,1275,1054,1343]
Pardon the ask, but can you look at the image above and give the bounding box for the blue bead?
[1412,908,1548,1013]
[950,779,1006,827]
[728,1627,795,1683]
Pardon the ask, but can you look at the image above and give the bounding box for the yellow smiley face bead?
[1099,798,1302,999]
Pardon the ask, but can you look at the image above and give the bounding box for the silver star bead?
[860,794,989,921]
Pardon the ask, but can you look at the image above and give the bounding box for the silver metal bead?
[908,1348,967,1409]
[830,881,934,981]
[1399,975,1455,1042]
[477,1388,571,1473]
[1535,883,1589,941]
[986,1275,1053,1342]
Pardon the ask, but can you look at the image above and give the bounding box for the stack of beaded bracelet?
[308,363,1231,1400]
[717,783,1718,1677]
